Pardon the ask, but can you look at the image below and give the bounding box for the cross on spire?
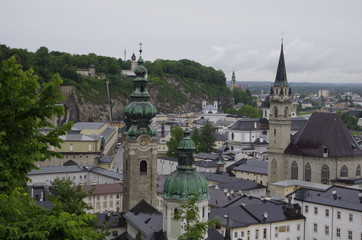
[139,42,143,56]
[281,32,284,45]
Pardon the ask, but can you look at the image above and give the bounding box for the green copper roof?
[273,43,288,87]
[124,47,157,139]
[163,129,209,201]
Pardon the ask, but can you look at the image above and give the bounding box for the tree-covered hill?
[0,44,233,121]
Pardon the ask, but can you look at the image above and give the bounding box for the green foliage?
[0,57,73,192]
[191,128,202,152]
[238,105,262,118]
[233,88,255,106]
[173,193,219,240]
[49,179,91,215]
[337,111,362,131]
[198,121,216,153]
[167,126,185,157]
[0,58,103,239]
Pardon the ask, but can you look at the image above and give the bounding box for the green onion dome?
[163,129,209,201]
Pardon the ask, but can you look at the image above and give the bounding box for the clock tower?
[122,44,158,212]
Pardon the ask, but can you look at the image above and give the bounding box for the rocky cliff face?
[60,77,233,122]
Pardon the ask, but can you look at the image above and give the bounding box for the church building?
[267,41,362,187]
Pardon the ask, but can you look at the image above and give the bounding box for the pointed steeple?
[124,44,157,139]
[274,39,288,87]
[231,70,236,83]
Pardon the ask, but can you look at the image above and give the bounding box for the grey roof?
[28,165,83,175]
[204,105,217,110]
[229,118,269,131]
[288,186,362,212]
[123,200,163,237]
[214,132,228,141]
[210,196,304,229]
[59,133,97,141]
[195,153,220,161]
[96,212,124,228]
[227,159,268,175]
[98,155,113,164]
[195,160,218,168]
[100,126,117,141]
[271,179,331,191]
[73,122,106,130]
[208,187,243,208]
[285,112,362,157]
[89,166,122,180]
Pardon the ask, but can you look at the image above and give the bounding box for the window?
[286,226,290,232]
[348,230,352,240]
[305,163,311,182]
[325,209,330,217]
[305,205,309,213]
[70,144,73,151]
[140,160,147,173]
[336,228,340,237]
[88,143,92,152]
[234,232,238,238]
[313,223,318,232]
[357,165,361,176]
[241,231,244,237]
[231,133,234,140]
[349,213,353,222]
[109,201,113,208]
[337,211,341,219]
[340,165,348,177]
[274,227,278,237]
[274,107,278,118]
[284,107,288,118]
[297,224,301,231]
[112,231,118,237]
[314,207,318,215]
[104,195,107,200]
[271,159,277,180]
[255,229,259,239]
[321,164,330,184]
[103,201,107,208]
[202,207,205,218]
[325,225,329,235]
[263,228,267,238]
[291,161,298,179]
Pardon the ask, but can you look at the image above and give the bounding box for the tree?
[0,57,73,192]
[191,128,202,153]
[173,194,219,240]
[199,121,216,153]
[167,126,185,157]
[237,105,262,118]
[0,57,103,239]
[49,179,92,215]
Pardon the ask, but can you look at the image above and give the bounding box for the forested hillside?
[0,44,233,121]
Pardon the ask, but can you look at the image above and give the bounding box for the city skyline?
[1,0,362,83]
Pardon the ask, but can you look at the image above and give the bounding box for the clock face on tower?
[137,135,151,150]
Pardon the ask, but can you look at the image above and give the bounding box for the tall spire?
[274,36,288,87]
[232,70,236,83]
[124,44,157,139]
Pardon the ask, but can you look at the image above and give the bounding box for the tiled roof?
[285,112,362,157]
[28,165,83,175]
[123,200,163,237]
[227,159,268,175]
[287,186,362,212]
[84,183,123,195]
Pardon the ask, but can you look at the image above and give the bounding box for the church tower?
[122,44,158,212]
[163,129,209,240]
[268,40,292,184]
[230,70,236,90]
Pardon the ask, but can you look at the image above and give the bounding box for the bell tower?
[268,38,292,184]
[122,43,158,212]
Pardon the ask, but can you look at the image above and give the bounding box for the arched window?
[284,107,288,118]
[291,161,298,179]
[230,146,234,150]
[140,160,147,173]
[305,163,311,182]
[231,133,234,140]
[264,110,267,117]
[321,164,329,184]
[274,107,278,118]
[340,165,348,177]
[357,165,361,176]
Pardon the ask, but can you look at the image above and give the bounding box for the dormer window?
[323,146,329,157]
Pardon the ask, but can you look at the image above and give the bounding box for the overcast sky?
[1,0,362,83]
